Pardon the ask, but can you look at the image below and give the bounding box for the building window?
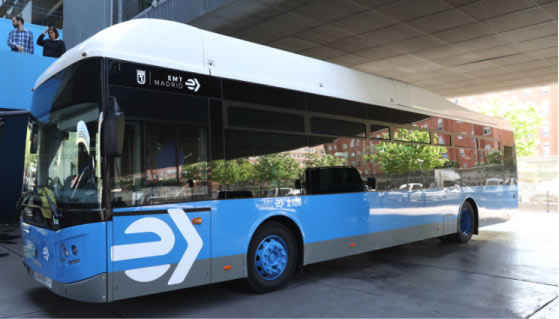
[541,86,549,94]
[542,121,550,137]
[438,119,443,130]
[483,127,492,135]
[524,89,531,97]
[541,100,549,116]
[542,143,550,156]
[460,149,465,157]
[343,144,347,150]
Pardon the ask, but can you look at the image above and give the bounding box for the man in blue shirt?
[7,16,34,54]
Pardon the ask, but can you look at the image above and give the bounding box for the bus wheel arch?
[454,199,478,243]
[246,216,303,292]
[463,198,479,235]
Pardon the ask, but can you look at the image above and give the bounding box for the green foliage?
[255,154,299,181]
[304,153,346,168]
[368,129,448,175]
[474,97,542,156]
[210,159,255,185]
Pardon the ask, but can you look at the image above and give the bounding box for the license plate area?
[34,271,53,288]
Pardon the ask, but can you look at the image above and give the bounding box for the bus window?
[111,122,209,207]
[394,128,430,143]
[221,130,308,199]
[370,124,390,140]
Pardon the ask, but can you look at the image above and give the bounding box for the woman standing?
[37,27,66,58]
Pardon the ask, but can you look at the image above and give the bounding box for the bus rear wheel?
[247,222,297,293]
[454,202,475,243]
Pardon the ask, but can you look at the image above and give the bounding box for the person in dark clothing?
[37,27,66,58]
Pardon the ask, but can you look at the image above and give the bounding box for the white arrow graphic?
[111,217,175,262]
[111,210,203,285]
[167,208,203,285]
[185,78,200,92]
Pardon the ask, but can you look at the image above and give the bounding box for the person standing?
[37,27,66,58]
[7,16,34,54]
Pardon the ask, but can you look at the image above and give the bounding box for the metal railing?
[0,0,62,28]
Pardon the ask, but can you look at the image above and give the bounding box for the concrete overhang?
[186,0,557,97]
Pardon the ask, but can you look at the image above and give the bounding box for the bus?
[19,19,517,302]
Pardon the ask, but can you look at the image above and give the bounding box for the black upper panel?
[222,79,306,111]
[311,117,366,137]
[109,85,209,125]
[307,94,367,118]
[228,107,305,133]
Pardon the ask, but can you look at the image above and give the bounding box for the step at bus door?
[109,208,211,301]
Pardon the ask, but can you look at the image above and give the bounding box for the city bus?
[19,19,517,302]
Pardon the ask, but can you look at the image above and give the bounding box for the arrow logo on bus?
[111,209,203,285]
[185,78,200,92]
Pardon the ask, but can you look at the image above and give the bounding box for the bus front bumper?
[24,263,107,303]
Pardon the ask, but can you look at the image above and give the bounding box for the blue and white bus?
[20,19,517,302]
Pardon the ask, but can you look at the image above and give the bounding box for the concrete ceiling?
[189,0,558,97]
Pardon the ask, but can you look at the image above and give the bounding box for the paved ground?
[0,211,557,318]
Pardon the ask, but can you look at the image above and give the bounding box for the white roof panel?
[33,19,510,130]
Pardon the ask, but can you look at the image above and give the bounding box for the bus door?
[105,97,213,300]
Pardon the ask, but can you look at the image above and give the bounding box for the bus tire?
[454,201,475,243]
[247,221,297,293]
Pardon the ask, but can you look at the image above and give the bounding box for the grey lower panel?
[27,267,107,303]
[211,254,246,283]
[304,222,444,265]
[110,254,246,301]
[111,259,210,301]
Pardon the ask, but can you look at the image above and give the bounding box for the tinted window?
[220,130,308,199]
[434,133,451,146]
[395,128,430,143]
[111,122,209,207]
[228,107,304,133]
[311,117,365,137]
[371,124,390,140]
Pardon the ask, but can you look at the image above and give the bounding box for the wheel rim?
[254,235,288,280]
[460,208,473,235]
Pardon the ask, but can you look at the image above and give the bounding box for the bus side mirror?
[367,177,376,190]
[104,97,125,157]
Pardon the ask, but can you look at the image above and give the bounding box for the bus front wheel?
[247,222,297,293]
[454,201,475,243]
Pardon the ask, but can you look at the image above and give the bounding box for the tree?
[367,130,448,175]
[304,152,346,168]
[209,159,255,185]
[473,97,542,156]
[255,153,299,182]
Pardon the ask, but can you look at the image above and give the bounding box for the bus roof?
[33,18,511,130]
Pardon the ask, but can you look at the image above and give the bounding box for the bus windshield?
[23,59,103,221]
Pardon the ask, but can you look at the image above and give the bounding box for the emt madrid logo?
[136,69,146,85]
[111,209,203,285]
[135,69,201,92]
